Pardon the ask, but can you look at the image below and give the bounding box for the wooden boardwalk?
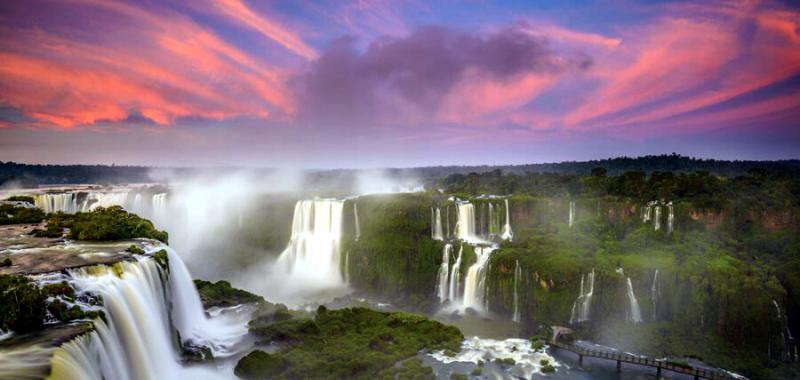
[549,342,742,380]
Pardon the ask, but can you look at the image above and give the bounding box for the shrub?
[234,350,285,379]
[64,206,168,242]
[0,275,46,332]
[194,279,264,308]
[0,204,45,225]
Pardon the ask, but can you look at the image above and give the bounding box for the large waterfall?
[462,246,495,312]
[626,278,643,323]
[51,259,186,379]
[512,260,522,323]
[570,269,594,323]
[276,199,346,289]
[431,207,444,241]
[651,269,659,321]
[436,244,453,302]
[48,250,249,380]
[456,202,479,242]
[34,193,80,214]
[501,199,513,241]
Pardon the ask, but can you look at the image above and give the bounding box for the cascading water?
[487,203,498,238]
[456,202,479,242]
[653,205,662,231]
[570,269,594,324]
[512,260,522,322]
[276,199,346,288]
[501,199,513,241]
[568,201,575,228]
[354,203,361,241]
[651,269,659,321]
[436,244,453,302]
[151,193,167,225]
[34,193,80,214]
[165,248,249,357]
[51,259,182,379]
[642,201,657,223]
[462,246,495,312]
[666,201,674,235]
[448,245,463,302]
[48,250,250,380]
[772,300,799,361]
[431,207,443,241]
[626,277,643,323]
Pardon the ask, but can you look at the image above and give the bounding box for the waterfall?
[436,244,453,302]
[276,199,345,287]
[448,245,463,302]
[33,193,79,214]
[456,202,479,242]
[354,203,361,241]
[651,269,659,321]
[165,248,248,357]
[570,269,595,323]
[772,300,799,361]
[568,201,575,228]
[626,278,643,323]
[666,201,674,235]
[431,207,443,241]
[487,203,497,238]
[462,246,495,312]
[501,199,513,241]
[53,259,182,379]
[512,260,522,322]
[49,250,249,379]
[642,201,656,223]
[151,193,167,224]
[654,205,661,231]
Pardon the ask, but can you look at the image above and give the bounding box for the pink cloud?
[0,1,293,128]
[563,2,800,135]
[210,0,318,60]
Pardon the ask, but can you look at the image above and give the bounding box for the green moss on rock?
[241,307,462,379]
[193,279,264,308]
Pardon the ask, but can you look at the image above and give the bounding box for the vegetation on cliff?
[194,279,264,308]
[0,204,45,225]
[240,306,462,379]
[40,206,168,242]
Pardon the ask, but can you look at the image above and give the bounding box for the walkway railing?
[550,341,741,380]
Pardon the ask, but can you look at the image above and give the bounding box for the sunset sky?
[1,0,798,167]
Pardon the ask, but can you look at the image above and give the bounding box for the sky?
[0,0,798,168]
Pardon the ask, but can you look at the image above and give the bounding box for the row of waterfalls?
[431,199,513,243]
[569,269,663,325]
[642,200,674,234]
[432,199,513,314]
[32,191,169,222]
[47,246,248,379]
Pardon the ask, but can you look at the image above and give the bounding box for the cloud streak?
[0,0,798,165]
